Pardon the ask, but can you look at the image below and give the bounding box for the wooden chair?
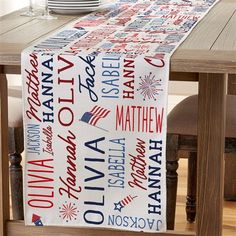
[8,86,24,220]
[166,75,236,230]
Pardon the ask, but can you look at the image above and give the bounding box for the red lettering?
[128,138,147,190]
[58,107,74,126]
[28,199,53,208]
[27,159,53,169]
[58,55,74,74]
[58,130,82,200]
[144,57,165,68]
[25,53,41,122]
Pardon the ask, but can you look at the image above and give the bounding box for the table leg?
[0,73,10,236]
[197,73,227,236]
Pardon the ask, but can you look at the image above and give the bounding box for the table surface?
[0,1,235,236]
[0,0,236,74]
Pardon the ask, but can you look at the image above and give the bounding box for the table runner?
[22,0,218,232]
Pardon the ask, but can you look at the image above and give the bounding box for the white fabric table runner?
[22,0,218,232]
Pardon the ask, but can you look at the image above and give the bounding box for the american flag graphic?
[80,106,110,126]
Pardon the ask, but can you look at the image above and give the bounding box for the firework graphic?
[114,195,137,212]
[137,72,163,100]
[59,202,78,222]
[32,214,43,226]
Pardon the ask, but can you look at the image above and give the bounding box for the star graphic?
[114,202,124,212]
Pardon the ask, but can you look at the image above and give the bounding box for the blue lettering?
[78,55,98,102]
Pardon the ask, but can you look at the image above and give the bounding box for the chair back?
[228,74,236,95]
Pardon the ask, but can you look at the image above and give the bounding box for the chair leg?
[186,151,197,223]
[9,152,24,220]
[166,134,179,230]
[8,127,24,220]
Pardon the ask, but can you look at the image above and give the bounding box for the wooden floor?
[175,159,236,236]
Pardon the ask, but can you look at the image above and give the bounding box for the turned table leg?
[186,151,197,223]
[166,134,179,230]
[8,126,24,220]
[9,152,24,220]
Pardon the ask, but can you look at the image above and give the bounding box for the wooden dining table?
[0,0,236,235]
